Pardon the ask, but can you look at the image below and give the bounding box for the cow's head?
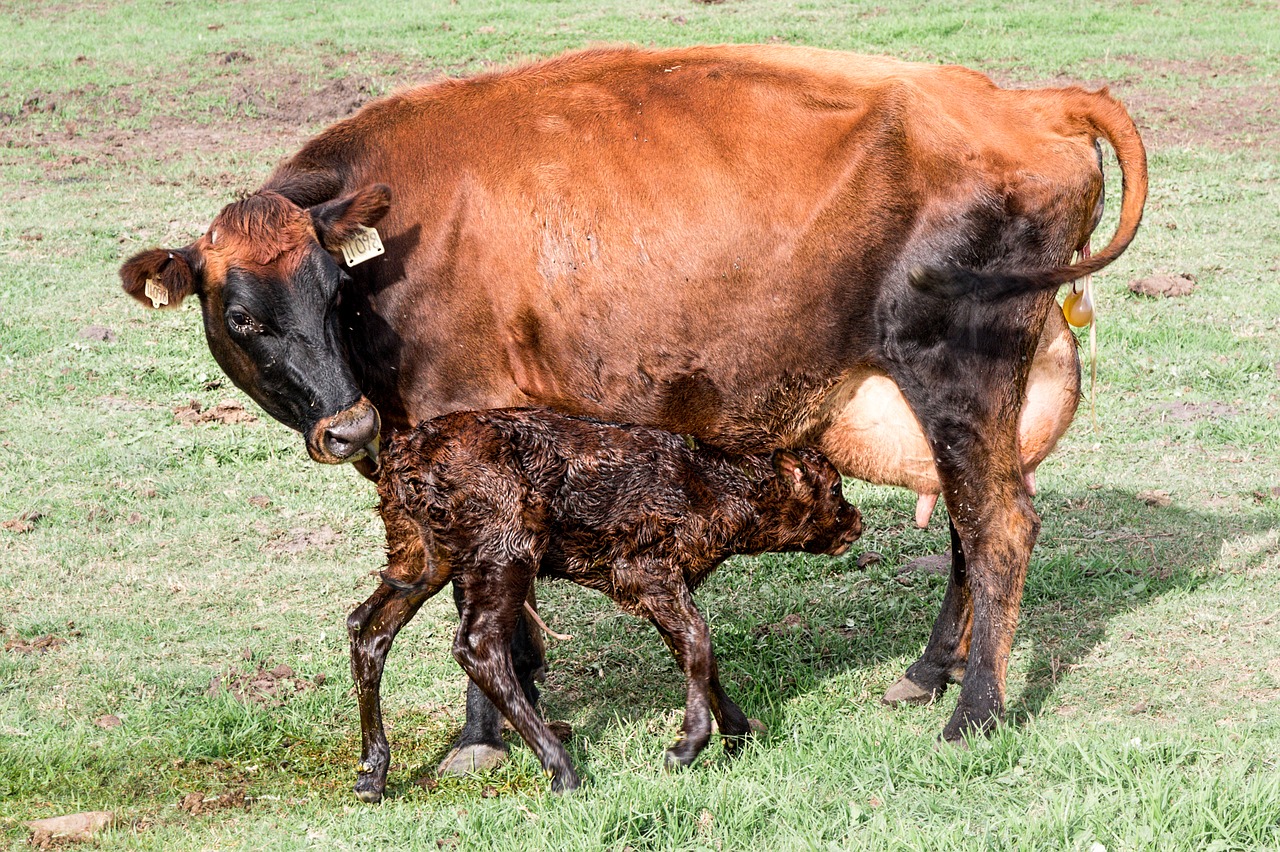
[120,186,391,465]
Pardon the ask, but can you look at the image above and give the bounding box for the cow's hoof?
[881,674,938,706]
[436,743,508,776]
[353,782,384,804]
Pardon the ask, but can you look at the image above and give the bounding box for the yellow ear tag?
[339,225,385,267]
[144,277,170,308]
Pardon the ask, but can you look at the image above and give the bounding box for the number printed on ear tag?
[144,277,170,308]
[340,225,385,267]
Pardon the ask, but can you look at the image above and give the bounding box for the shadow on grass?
[528,486,1273,747]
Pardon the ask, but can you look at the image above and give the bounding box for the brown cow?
[360,408,863,798]
[119,45,1147,773]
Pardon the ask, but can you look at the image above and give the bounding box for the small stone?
[1138,490,1172,508]
[25,811,113,842]
[856,551,882,569]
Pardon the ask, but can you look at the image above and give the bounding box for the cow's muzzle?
[307,397,381,465]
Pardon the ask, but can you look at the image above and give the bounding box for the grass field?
[2,1,1279,849]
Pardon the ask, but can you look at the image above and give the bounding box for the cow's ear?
[772,449,809,490]
[120,246,200,309]
[310,184,392,251]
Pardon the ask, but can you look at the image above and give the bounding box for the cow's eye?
[227,307,260,335]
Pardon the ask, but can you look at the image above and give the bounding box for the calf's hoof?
[721,719,765,758]
[550,768,581,794]
[437,743,508,776]
[881,674,940,706]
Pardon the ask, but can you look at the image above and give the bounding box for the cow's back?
[271,44,1106,463]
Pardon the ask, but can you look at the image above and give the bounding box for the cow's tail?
[911,87,1148,300]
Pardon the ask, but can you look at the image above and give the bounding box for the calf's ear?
[120,246,200,309]
[772,449,809,490]
[310,184,392,251]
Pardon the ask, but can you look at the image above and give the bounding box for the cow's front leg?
[348,583,431,803]
[437,584,546,776]
[882,521,972,705]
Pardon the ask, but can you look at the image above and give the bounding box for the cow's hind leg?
[437,585,546,776]
[882,520,972,705]
[881,287,1047,741]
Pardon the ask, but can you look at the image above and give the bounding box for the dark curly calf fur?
[349,408,862,799]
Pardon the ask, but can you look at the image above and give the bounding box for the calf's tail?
[911,87,1148,300]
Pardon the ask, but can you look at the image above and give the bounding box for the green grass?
[3,0,1280,849]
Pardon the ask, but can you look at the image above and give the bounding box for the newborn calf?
[351,408,862,800]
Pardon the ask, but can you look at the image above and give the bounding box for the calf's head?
[120,186,391,464]
[763,449,864,556]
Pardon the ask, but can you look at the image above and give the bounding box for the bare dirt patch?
[897,552,951,576]
[0,49,445,182]
[265,524,339,554]
[178,789,248,816]
[206,660,325,708]
[1130,273,1197,298]
[77,324,117,342]
[4,634,65,654]
[2,510,42,534]
[1146,401,1240,422]
[753,613,810,637]
[172,399,258,426]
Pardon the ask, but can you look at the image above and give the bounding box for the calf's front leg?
[438,584,546,776]
[645,586,747,768]
[348,582,432,803]
[451,566,580,792]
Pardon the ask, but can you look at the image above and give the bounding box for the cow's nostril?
[321,403,380,460]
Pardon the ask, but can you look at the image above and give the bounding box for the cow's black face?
[120,186,392,464]
[205,247,379,463]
